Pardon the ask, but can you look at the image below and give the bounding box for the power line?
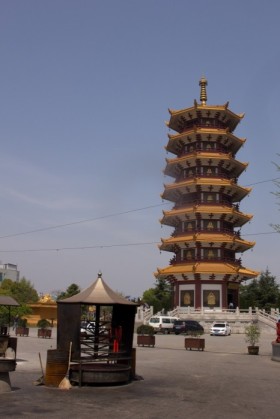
[245,231,278,236]
[0,203,168,239]
[0,231,278,254]
[0,176,279,241]
[245,177,280,186]
[0,241,159,253]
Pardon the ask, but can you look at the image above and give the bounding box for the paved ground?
[1,328,280,418]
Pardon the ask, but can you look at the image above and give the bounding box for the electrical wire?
[0,176,279,254]
[0,203,168,239]
[0,241,159,253]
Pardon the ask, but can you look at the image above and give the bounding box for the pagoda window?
[206,248,218,260]
[206,220,216,231]
[183,220,195,231]
[208,250,215,259]
[201,248,219,260]
[181,249,195,261]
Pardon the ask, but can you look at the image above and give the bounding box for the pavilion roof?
[0,296,19,306]
[57,272,137,306]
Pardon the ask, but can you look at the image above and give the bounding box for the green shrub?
[186,329,204,337]
[136,324,155,335]
[18,318,28,327]
[245,323,261,346]
[37,319,51,329]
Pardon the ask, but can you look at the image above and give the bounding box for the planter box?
[185,337,205,351]
[272,342,280,362]
[247,345,259,355]
[137,335,155,347]
[38,329,52,339]
[15,327,29,337]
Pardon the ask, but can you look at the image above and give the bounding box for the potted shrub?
[37,319,52,338]
[245,323,261,355]
[136,324,155,347]
[15,318,29,337]
[185,329,205,351]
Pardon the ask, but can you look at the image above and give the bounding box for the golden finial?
[199,76,208,105]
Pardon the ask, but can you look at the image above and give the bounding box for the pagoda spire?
[199,76,208,105]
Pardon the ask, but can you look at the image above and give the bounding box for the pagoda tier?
[155,78,258,309]
[161,205,253,228]
[167,103,244,133]
[156,263,259,283]
[165,128,245,156]
[164,151,248,179]
[161,177,251,203]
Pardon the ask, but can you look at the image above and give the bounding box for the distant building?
[0,263,20,282]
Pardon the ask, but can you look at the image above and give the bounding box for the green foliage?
[18,318,28,327]
[142,279,172,313]
[0,277,36,326]
[0,277,39,304]
[0,305,32,326]
[136,324,155,335]
[239,268,280,310]
[186,329,204,337]
[37,318,51,329]
[245,323,261,346]
[56,283,81,300]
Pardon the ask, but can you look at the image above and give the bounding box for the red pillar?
[222,282,228,309]
[195,280,201,309]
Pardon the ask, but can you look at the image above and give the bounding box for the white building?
[0,263,20,282]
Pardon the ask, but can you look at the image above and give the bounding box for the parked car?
[80,321,95,335]
[172,320,204,335]
[210,322,231,336]
[148,315,179,334]
[80,321,108,336]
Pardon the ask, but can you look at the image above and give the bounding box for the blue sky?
[0,0,280,298]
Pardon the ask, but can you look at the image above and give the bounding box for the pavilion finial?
[98,271,102,278]
[199,76,208,105]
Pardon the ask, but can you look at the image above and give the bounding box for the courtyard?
[1,327,280,418]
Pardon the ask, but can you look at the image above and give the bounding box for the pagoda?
[155,78,258,309]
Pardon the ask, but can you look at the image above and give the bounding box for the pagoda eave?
[155,263,258,282]
[160,234,255,250]
[162,179,251,202]
[161,206,253,227]
[168,106,244,133]
[164,153,248,178]
[166,129,245,153]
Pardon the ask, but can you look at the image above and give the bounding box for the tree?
[56,283,81,300]
[239,268,280,310]
[142,279,172,313]
[0,277,38,304]
[0,277,38,325]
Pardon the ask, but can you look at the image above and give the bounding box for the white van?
[148,315,179,334]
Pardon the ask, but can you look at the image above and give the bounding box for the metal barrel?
[44,349,69,387]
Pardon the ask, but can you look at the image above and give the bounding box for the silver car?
[210,322,231,336]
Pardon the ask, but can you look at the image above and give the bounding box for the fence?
[135,306,279,333]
